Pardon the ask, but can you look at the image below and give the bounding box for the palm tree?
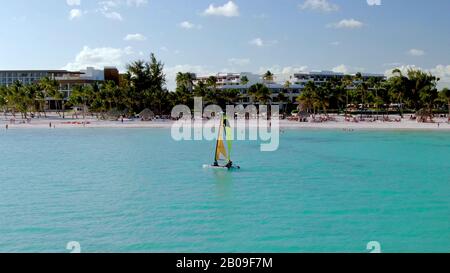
[220,89,241,107]
[357,81,368,117]
[276,91,288,116]
[263,71,274,83]
[407,68,439,111]
[441,88,450,122]
[126,53,166,112]
[193,81,208,98]
[127,60,149,94]
[24,84,39,117]
[298,81,318,114]
[240,75,249,87]
[296,88,315,115]
[176,72,195,92]
[316,83,332,115]
[69,84,94,119]
[0,86,7,119]
[7,81,25,118]
[205,76,219,105]
[342,74,353,113]
[39,77,62,117]
[248,83,271,104]
[206,76,218,90]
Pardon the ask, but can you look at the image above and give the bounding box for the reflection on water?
[211,169,234,200]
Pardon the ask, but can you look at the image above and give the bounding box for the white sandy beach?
[1,113,449,131]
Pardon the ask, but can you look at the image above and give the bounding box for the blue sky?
[0,0,449,89]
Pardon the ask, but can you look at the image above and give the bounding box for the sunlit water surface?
[0,128,449,253]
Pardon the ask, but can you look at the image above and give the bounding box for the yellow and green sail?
[215,115,233,163]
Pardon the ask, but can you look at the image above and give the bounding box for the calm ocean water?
[0,128,449,253]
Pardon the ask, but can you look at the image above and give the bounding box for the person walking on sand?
[49,122,52,128]
[5,124,8,130]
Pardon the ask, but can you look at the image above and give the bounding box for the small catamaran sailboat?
[203,115,240,170]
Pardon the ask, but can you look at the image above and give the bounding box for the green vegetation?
[296,68,446,119]
[0,53,448,121]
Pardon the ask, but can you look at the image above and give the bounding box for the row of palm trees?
[0,54,170,119]
[296,69,450,118]
[0,77,63,119]
[1,52,449,120]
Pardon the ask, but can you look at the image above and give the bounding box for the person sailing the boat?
[225,161,233,169]
[213,160,233,169]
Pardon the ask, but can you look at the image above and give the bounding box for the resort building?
[191,71,386,105]
[192,72,302,104]
[194,72,260,87]
[292,71,385,88]
[0,70,77,86]
[0,67,119,109]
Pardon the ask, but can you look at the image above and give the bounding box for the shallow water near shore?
[0,128,449,253]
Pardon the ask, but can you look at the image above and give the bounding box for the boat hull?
[203,164,240,170]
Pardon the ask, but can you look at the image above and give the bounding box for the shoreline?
[1,117,450,131]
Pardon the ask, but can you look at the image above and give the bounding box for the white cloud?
[328,19,364,29]
[432,65,450,89]
[249,38,278,47]
[228,58,250,66]
[67,0,81,6]
[179,21,194,29]
[63,46,135,71]
[178,21,202,30]
[102,11,123,20]
[203,1,239,17]
[330,41,341,46]
[71,0,147,21]
[250,38,264,47]
[299,0,339,12]
[124,33,147,41]
[99,0,148,8]
[99,0,120,8]
[69,9,83,20]
[367,0,381,6]
[126,0,148,7]
[407,49,425,57]
[332,64,349,73]
[97,1,125,21]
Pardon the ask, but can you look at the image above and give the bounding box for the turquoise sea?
[0,128,449,253]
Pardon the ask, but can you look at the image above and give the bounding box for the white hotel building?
[193,71,386,104]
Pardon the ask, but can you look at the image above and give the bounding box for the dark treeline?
[297,70,450,119]
[1,53,449,120]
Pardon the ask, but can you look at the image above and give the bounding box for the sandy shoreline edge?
[2,118,450,131]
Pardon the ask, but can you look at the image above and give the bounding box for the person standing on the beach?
[5,124,8,130]
[49,122,52,128]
